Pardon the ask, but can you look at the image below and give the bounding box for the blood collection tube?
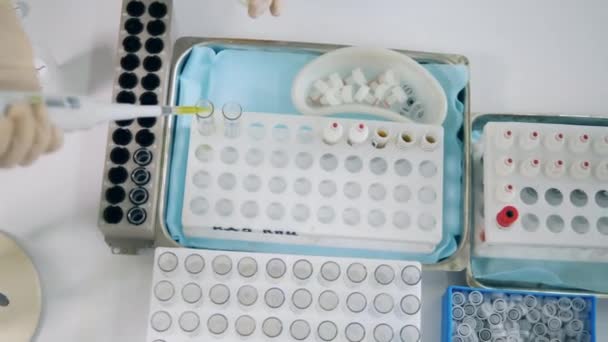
[593,134,608,155]
[495,156,516,176]
[569,132,591,153]
[544,159,566,179]
[323,121,343,145]
[396,129,416,150]
[195,99,215,136]
[570,160,591,180]
[222,102,242,138]
[496,183,516,203]
[495,128,514,149]
[595,160,608,181]
[520,157,541,177]
[347,123,369,146]
[519,130,540,150]
[544,131,565,151]
[496,206,518,228]
[371,127,390,149]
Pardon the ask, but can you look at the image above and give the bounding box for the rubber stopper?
[496,206,519,228]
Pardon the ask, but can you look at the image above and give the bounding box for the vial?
[519,130,541,150]
[347,123,369,146]
[570,160,591,180]
[544,159,566,178]
[520,157,541,177]
[594,160,608,181]
[495,156,516,176]
[568,133,591,153]
[420,131,440,151]
[195,99,215,136]
[222,102,243,138]
[593,134,608,155]
[544,131,565,151]
[495,128,515,149]
[323,122,344,145]
[397,130,417,150]
[371,127,390,148]
[496,183,516,203]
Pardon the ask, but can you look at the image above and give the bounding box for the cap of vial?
[544,159,566,178]
[520,157,541,177]
[347,263,367,283]
[496,183,516,203]
[374,264,395,285]
[262,317,283,338]
[495,128,515,149]
[320,261,341,281]
[319,290,339,311]
[150,311,172,332]
[179,311,200,332]
[182,283,202,304]
[318,321,338,341]
[265,287,285,308]
[237,285,258,306]
[373,324,394,342]
[400,325,421,342]
[593,134,608,155]
[292,288,313,309]
[452,292,466,306]
[209,284,230,305]
[207,314,228,335]
[495,156,516,176]
[345,323,366,342]
[400,295,421,315]
[374,293,394,314]
[237,257,258,278]
[158,252,178,272]
[323,122,344,145]
[184,254,205,274]
[519,130,540,150]
[595,160,608,181]
[212,255,232,275]
[154,281,175,302]
[401,265,421,285]
[544,131,565,151]
[293,259,313,280]
[266,258,287,279]
[290,320,311,340]
[348,123,369,146]
[570,160,591,179]
[569,133,591,153]
[347,292,367,313]
[235,315,256,336]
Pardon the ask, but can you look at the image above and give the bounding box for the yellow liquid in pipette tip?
[174,105,212,115]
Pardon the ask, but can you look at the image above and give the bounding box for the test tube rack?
[98,0,173,253]
[182,112,444,254]
[477,121,608,262]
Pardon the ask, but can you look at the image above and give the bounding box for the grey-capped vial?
[262,317,283,338]
[462,316,477,330]
[237,285,258,306]
[400,295,421,315]
[179,311,200,333]
[237,257,258,278]
[293,259,313,280]
[558,309,574,323]
[265,287,285,308]
[207,314,228,335]
[320,261,341,281]
[347,292,367,313]
[235,315,256,336]
[373,324,394,342]
[182,283,202,304]
[318,321,338,341]
[566,319,584,337]
[209,284,230,305]
[150,311,172,332]
[212,255,232,275]
[184,254,205,274]
[158,252,178,272]
[507,307,522,321]
[547,317,562,332]
[290,320,311,340]
[523,295,538,309]
[401,265,421,285]
[557,297,572,311]
[374,293,394,314]
[347,263,367,283]
[488,313,503,326]
[154,281,175,302]
[374,264,395,285]
[266,258,287,279]
[456,323,473,338]
[345,322,366,342]
[400,325,421,342]
[319,290,340,311]
[292,288,313,309]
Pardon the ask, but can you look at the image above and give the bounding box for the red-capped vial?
[544,159,566,178]
[593,135,608,155]
[569,133,591,153]
[323,122,343,145]
[519,130,540,150]
[495,156,516,176]
[347,123,369,146]
[520,157,541,177]
[496,206,519,228]
[496,183,516,203]
[544,132,565,151]
[495,128,515,149]
[570,160,591,180]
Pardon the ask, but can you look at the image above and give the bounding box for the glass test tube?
[222,102,243,138]
[195,99,215,136]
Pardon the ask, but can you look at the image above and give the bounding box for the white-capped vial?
[354,85,371,103]
[496,183,517,203]
[420,131,440,151]
[452,306,465,320]
[212,255,232,275]
[320,261,341,281]
[544,131,565,151]
[292,288,313,309]
[319,290,340,311]
[341,85,354,103]
[235,315,256,337]
[519,130,540,150]
[495,156,516,176]
[237,257,258,278]
[207,314,228,335]
[593,134,608,155]
[209,284,230,305]
[571,297,586,312]
[154,281,175,302]
[318,321,338,341]
[328,72,344,88]
[566,319,584,337]
[237,285,258,306]
[346,263,367,283]
[397,130,417,149]
[158,252,178,272]
[290,320,311,340]
[323,121,344,145]
[523,295,538,309]
[488,313,503,326]
[150,311,172,332]
[507,307,522,321]
[545,159,566,178]
[547,317,562,332]
[293,259,313,280]
[493,298,508,312]
[400,325,421,342]
[347,123,369,146]
[182,283,202,304]
[452,292,466,306]
[374,264,395,285]
[373,324,394,342]
[222,102,243,138]
[347,292,367,313]
[477,302,493,319]
[374,293,394,314]
[463,304,476,317]
[495,128,515,149]
[265,288,285,308]
[179,311,200,333]
[457,323,473,337]
[478,328,493,342]
[520,157,541,177]
[372,127,390,149]
[526,309,542,323]
[468,291,484,306]
[400,295,421,315]
[266,258,287,279]
[533,322,547,336]
[184,254,205,274]
[345,323,366,342]
[401,265,422,285]
[595,160,608,181]
[543,302,558,317]
[262,317,283,338]
[557,297,572,311]
[570,160,591,179]
[195,99,215,136]
[569,133,591,153]
[558,309,574,323]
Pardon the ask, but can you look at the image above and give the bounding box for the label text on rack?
[213,227,298,236]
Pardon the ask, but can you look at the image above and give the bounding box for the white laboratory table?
[1,0,607,341]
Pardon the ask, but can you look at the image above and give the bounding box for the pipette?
[0,92,212,132]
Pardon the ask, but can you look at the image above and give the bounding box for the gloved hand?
[247,0,283,18]
[0,1,62,168]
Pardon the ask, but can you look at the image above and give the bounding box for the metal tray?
[466,112,608,298]
[154,37,471,271]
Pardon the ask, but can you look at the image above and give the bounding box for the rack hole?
[294,178,312,196]
[368,210,386,227]
[370,157,388,175]
[597,217,608,235]
[545,188,563,206]
[418,160,437,178]
[570,189,588,207]
[190,197,209,215]
[522,213,540,232]
[296,125,314,144]
[215,199,234,217]
[243,175,262,192]
[272,124,290,142]
[520,187,538,205]
[393,211,411,229]
[241,201,259,218]
[295,152,313,170]
[248,122,265,140]
[571,216,590,234]
[320,153,338,172]
[343,208,360,226]
[220,147,239,165]
[344,182,362,199]
[193,170,211,189]
[393,185,411,203]
[595,190,608,208]
[269,176,287,194]
[368,183,387,201]
[195,144,213,162]
[394,159,413,177]
[267,203,285,220]
[245,148,264,167]
[317,206,335,224]
[218,173,237,190]
[319,180,337,198]
[546,215,565,233]
[418,186,437,204]
[292,204,310,222]
[270,150,289,168]
[418,213,436,231]
[345,156,363,173]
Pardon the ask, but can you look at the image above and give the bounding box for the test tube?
[496,183,516,203]
[570,160,591,180]
[495,128,515,149]
[568,132,591,153]
[195,99,215,136]
[544,159,566,178]
[495,156,516,176]
[520,157,541,177]
[222,102,243,138]
[323,121,343,145]
[544,132,565,151]
[347,123,369,146]
[594,160,608,181]
[371,127,390,149]
[519,130,540,150]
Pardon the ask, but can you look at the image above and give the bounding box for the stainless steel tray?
[154,37,471,271]
[466,112,608,297]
